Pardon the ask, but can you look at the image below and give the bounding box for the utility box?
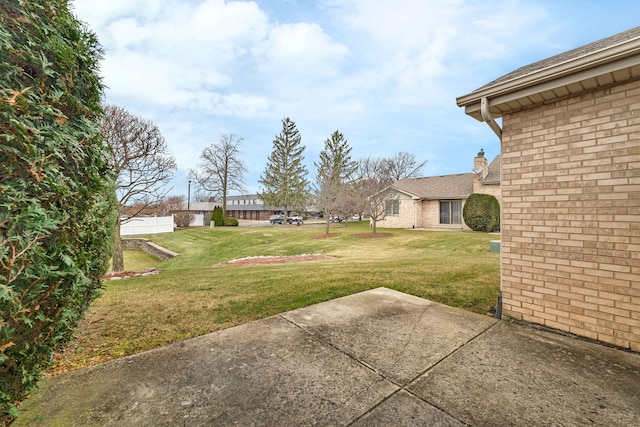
[490,240,500,253]
[210,221,215,229]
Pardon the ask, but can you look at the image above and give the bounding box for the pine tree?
[314,130,358,234]
[259,118,310,217]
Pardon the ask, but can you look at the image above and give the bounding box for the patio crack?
[279,314,399,425]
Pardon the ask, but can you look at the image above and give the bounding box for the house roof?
[393,173,474,200]
[457,26,640,121]
[482,155,501,184]
[392,155,500,199]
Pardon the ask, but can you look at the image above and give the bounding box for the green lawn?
[50,222,499,374]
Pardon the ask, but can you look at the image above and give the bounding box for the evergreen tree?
[314,130,358,234]
[1,0,116,420]
[258,118,309,216]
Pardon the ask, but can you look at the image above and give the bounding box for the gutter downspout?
[413,200,417,228]
[481,97,503,319]
[481,97,502,140]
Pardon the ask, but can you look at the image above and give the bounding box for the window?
[386,199,399,215]
[439,200,462,224]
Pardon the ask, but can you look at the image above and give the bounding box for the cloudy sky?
[71,0,639,197]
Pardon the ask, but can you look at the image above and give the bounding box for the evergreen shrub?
[223,217,239,226]
[462,194,500,232]
[211,206,224,227]
[0,1,116,422]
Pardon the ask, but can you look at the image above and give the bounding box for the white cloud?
[256,22,348,76]
[314,0,552,108]
[70,0,627,196]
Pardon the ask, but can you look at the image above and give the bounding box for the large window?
[386,199,399,215]
[439,200,462,224]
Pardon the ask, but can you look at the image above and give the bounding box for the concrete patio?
[14,288,640,426]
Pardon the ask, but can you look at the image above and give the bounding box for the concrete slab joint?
[14,288,640,427]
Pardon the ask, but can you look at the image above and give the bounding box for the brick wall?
[419,200,469,230]
[474,182,501,204]
[500,79,640,351]
[379,193,415,228]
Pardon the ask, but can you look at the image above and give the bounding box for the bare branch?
[386,152,428,181]
[356,157,394,234]
[101,104,176,271]
[190,133,247,214]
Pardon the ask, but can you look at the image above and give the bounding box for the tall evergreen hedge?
[462,193,500,232]
[211,206,224,227]
[0,0,116,422]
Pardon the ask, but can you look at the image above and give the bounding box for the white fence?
[191,214,204,227]
[120,216,175,236]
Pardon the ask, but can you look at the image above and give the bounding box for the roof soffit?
[457,31,640,121]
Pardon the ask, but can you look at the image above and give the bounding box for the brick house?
[379,151,500,229]
[457,27,640,350]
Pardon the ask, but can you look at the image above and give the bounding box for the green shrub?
[463,194,500,232]
[211,206,224,227]
[223,217,239,226]
[0,1,116,422]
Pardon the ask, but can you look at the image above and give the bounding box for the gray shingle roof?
[475,26,640,92]
[392,155,500,199]
[482,155,501,183]
[393,173,474,200]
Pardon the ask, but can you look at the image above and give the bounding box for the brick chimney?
[473,149,488,180]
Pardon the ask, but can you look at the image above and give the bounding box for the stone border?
[121,238,179,260]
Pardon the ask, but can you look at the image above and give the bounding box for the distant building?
[379,150,500,229]
[226,194,276,221]
[177,195,306,221]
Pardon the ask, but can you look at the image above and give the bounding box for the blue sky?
[71,0,639,197]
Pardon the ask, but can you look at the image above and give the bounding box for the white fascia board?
[456,38,640,118]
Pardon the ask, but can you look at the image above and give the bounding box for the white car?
[287,215,303,224]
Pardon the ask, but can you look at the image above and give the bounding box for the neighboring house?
[181,195,307,221]
[226,194,277,221]
[226,194,313,220]
[457,27,640,351]
[174,197,273,220]
[379,151,500,229]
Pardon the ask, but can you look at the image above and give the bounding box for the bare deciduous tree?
[156,195,185,216]
[102,104,176,272]
[173,212,195,228]
[190,133,247,215]
[357,157,394,234]
[386,151,428,181]
[314,130,358,235]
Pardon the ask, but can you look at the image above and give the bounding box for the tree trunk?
[325,217,330,235]
[112,219,124,272]
[372,219,377,234]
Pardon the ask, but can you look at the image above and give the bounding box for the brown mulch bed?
[102,268,160,280]
[214,254,332,267]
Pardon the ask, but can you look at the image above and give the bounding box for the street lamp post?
[187,180,191,227]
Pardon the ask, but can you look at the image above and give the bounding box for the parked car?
[350,215,360,220]
[287,215,303,224]
[269,214,285,225]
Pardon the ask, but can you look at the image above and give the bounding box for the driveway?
[14,288,640,426]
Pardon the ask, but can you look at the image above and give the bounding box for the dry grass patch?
[50,223,499,374]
